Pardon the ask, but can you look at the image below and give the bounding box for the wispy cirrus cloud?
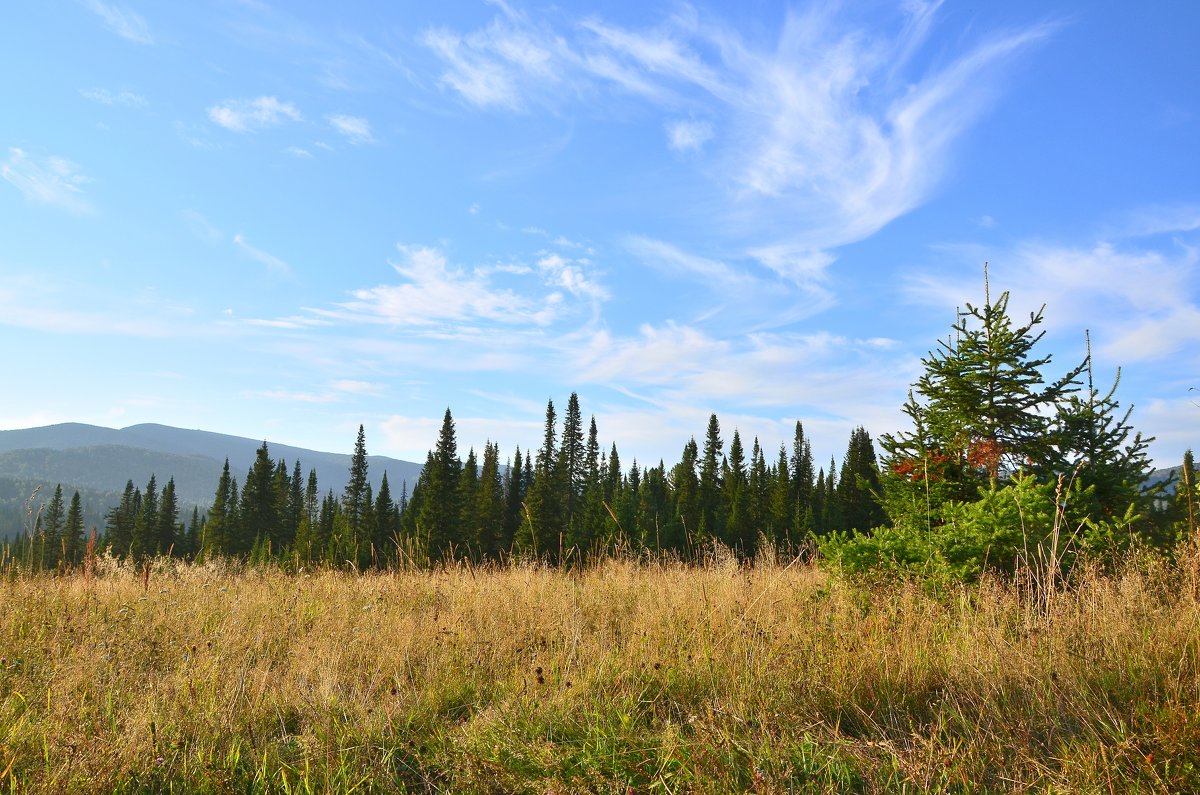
[208,96,302,132]
[79,87,146,107]
[2,148,93,214]
[327,114,375,144]
[233,233,290,273]
[903,212,1200,366]
[311,244,566,328]
[666,119,713,152]
[624,236,833,329]
[422,2,1055,290]
[84,0,154,44]
[256,379,386,404]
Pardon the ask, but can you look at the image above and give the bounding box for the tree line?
[6,277,1197,577]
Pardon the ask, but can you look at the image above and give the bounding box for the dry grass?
[0,550,1197,793]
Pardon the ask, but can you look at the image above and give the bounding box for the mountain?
[0,423,424,539]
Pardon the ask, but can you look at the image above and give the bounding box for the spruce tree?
[104,480,138,558]
[672,437,700,555]
[343,425,370,545]
[791,422,815,537]
[884,274,1085,486]
[558,393,586,531]
[157,477,180,555]
[837,427,885,533]
[1047,336,1154,527]
[749,438,769,544]
[40,485,65,568]
[131,475,158,561]
[185,507,201,560]
[724,430,752,555]
[698,414,724,545]
[63,490,85,565]
[770,443,793,546]
[458,447,480,554]
[372,471,396,567]
[204,460,234,558]
[520,400,561,558]
[502,446,526,554]
[240,444,278,557]
[476,443,506,560]
[418,409,462,562]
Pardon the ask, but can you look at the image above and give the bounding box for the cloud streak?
[422,2,1055,287]
[2,148,93,214]
[84,0,153,44]
[80,87,147,107]
[233,233,290,272]
[328,114,375,144]
[208,96,302,132]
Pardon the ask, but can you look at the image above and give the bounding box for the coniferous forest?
[5,284,1196,580]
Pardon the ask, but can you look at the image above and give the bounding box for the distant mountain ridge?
[0,423,424,537]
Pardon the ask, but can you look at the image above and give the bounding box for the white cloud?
[317,244,558,328]
[904,233,1200,365]
[285,146,313,158]
[380,413,543,465]
[537,253,608,301]
[1,148,93,214]
[256,379,385,404]
[327,114,375,144]
[422,27,528,110]
[84,0,153,44]
[181,209,223,244]
[666,119,713,152]
[79,87,146,107]
[624,236,833,328]
[233,233,290,272]
[423,3,1053,277]
[208,96,302,132]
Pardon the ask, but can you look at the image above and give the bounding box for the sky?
[1,0,1198,473]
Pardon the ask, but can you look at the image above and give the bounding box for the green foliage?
[824,472,1145,582]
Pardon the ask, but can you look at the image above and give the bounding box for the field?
[1,551,1198,793]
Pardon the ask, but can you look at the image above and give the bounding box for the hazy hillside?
[0,423,424,539]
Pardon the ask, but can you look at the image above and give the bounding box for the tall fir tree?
[372,471,396,567]
[1046,335,1155,531]
[343,425,370,547]
[770,443,793,546]
[131,475,158,561]
[558,392,586,534]
[723,430,753,555]
[203,460,234,558]
[40,485,65,568]
[458,447,480,555]
[476,442,507,560]
[240,444,278,557]
[837,427,886,533]
[63,490,85,565]
[157,477,180,555]
[417,409,462,562]
[698,414,725,545]
[791,422,815,537]
[105,480,139,557]
[502,445,526,555]
[519,399,561,558]
[673,437,700,555]
[882,272,1085,491]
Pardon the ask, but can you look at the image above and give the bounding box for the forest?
[5,284,1196,582]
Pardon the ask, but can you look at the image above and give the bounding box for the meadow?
[1,549,1197,793]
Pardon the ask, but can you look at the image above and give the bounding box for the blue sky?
[2,0,1197,471]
